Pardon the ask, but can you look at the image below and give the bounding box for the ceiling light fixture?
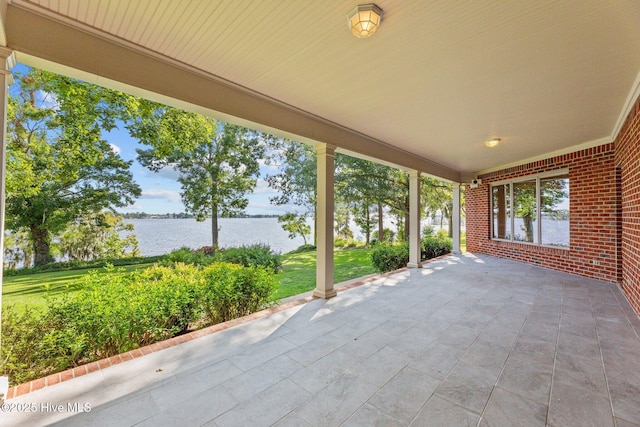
[347,4,383,38]
[485,138,501,148]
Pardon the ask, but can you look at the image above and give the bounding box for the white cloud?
[37,90,60,110]
[110,144,121,155]
[252,178,277,194]
[140,189,182,203]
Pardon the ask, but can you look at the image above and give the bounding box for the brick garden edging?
[6,257,449,400]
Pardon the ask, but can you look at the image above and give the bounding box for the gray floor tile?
[410,395,481,427]
[607,376,640,424]
[479,387,547,427]
[343,403,406,427]
[409,341,466,380]
[355,345,412,387]
[368,367,440,424]
[294,374,379,427]
[496,353,553,404]
[434,361,498,414]
[548,381,614,427]
[553,351,608,396]
[222,354,302,401]
[214,379,310,427]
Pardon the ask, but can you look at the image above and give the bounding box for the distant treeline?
[118,212,280,219]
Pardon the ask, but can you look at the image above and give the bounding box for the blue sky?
[104,125,290,215]
[14,63,296,216]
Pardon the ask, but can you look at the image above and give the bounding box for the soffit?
[6,0,640,178]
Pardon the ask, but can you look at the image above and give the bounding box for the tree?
[266,141,318,242]
[6,68,141,266]
[128,102,265,250]
[55,211,140,261]
[278,212,311,245]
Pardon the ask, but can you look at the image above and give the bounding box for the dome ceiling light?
[347,4,383,38]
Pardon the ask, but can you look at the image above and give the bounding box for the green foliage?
[372,228,396,243]
[278,212,311,245]
[54,211,140,262]
[128,102,268,248]
[421,236,453,259]
[286,244,316,254]
[198,263,279,324]
[2,255,164,277]
[214,244,282,274]
[370,243,409,273]
[1,261,279,386]
[161,247,215,267]
[6,68,141,266]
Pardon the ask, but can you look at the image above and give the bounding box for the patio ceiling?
[2,0,640,181]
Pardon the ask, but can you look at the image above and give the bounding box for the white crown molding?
[612,69,640,140]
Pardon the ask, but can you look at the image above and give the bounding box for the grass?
[2,247,377,311]
[276,247,376,300]
[2,263,156,312]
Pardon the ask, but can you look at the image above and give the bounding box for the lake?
[124,218,310,256]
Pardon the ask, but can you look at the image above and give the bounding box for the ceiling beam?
[4,4,461,183]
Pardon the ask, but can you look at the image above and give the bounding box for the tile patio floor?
[3,253,640,426]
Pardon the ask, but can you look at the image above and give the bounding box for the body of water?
[124,218,310,256]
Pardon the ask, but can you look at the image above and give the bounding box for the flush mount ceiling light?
[347,4,383,38]
[485,138,501,148]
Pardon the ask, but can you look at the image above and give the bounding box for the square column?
[452,183,461,254]
[407,170,422,268]
[0,47,15,403]
[313,144,336,299]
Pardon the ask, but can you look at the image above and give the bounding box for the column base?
[313,288,337,299]
[407,262,423,268]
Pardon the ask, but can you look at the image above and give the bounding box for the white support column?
[314,144,336,299]
[407,170,422,268]
[452,183,461,254]
[0,47,14,402]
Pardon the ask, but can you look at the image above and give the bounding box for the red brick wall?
[466,143,619,283]
[614,94,640,315]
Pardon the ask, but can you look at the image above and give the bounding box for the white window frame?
[490,168,569,250]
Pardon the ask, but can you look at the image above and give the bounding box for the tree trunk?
[211,203,219,251]
[365,204,371,245]
[378,201,384,241]
[30,224,54,266]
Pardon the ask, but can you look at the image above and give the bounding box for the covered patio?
[3,254,640,426]
[1,2,640,425]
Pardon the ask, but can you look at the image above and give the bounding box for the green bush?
[161,247,214,266]
[47,264,201,359]
[287,244,316,254]
[370,243,409,273]
[198,262,279,324]
[0,261,281,386]
[215,244,282,274]
[421,236,453,259]
[3,255,165,277]
[372,228,396,243]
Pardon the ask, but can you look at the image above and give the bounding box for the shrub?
[287,244,316,254]
[422,235,453,259]
[372,228,396,243]
[370,243,409,273]
[198,262,279,324]
[161,247,214,266]
[46,264,202,359]
[215,244,282,274]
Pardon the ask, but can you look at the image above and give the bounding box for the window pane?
[541,175,569,247]
[513,180,537,243]
[492,184,510,239]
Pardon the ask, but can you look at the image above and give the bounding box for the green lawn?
[276,247,376,300]
[2,248,377,310]
[2,263,156,311]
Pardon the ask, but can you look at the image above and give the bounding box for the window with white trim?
[491,169,569,248]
